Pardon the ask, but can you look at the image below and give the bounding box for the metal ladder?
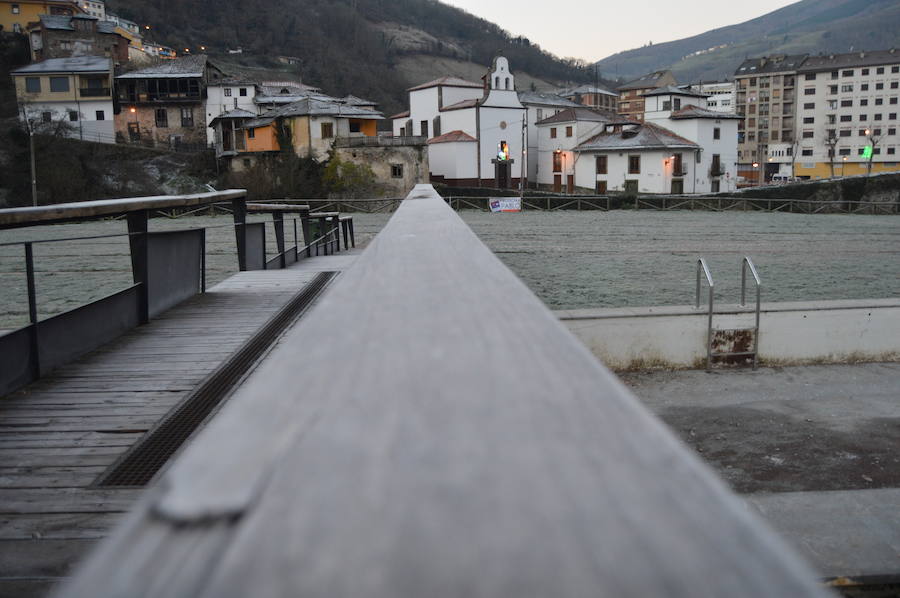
[696,257,761,372]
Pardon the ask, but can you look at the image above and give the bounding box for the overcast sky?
[441,0,799,62]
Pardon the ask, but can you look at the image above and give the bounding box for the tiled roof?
[799,49,900,72]
[117,54,209,79]
[12,56,110,74]
[669,105,742,120]
[558,84,617,97]
[535,107,616,126]
[734,54,808,76]
[209,109,257,125]
[389,110,410,119]
[618,70,673,91]
[517,91,582,108]
[340,94,376,106]
[408,76,482,92]
[242,98,384,129]
[575,121,698,152]
[440,98,478,111]
[427,130,477,144]
[642,85,707,98]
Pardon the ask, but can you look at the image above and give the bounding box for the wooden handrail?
[246,203,310,213]
[56,185,828,598]
[0,190,247,229]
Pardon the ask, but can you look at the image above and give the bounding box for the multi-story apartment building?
[734,54,806,184]
[76,0,103,18]
[795,49,900,179]
[557,84,618,112]
[616,70,676,122]
[689,81,735,113]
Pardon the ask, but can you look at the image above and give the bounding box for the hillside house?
[27,13,128,63]
[12,55,115,143]
[0,0,81,34]
[558,84,618,112]
[115,54,225,148]
[517,91,582,186]
[205,77,257,145]
[397,55,526,188]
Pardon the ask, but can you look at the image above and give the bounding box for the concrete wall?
[557,299,900,370]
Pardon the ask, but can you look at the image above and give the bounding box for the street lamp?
[863,128,882,175]
[752,161,760,186]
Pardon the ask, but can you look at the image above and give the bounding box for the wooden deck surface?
[0,259,353,598]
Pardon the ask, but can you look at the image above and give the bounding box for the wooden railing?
[56,185,829,598]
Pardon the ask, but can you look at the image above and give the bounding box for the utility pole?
[519,114,526,197]
[20,106,38,206]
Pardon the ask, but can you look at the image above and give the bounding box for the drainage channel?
[96,271,337,487]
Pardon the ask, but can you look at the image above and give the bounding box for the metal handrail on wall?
[695,258,715,371]
[741,256,762,370]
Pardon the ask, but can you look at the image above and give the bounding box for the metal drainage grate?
[97,271,337,487]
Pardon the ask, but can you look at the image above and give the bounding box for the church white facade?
[393,56,526,188]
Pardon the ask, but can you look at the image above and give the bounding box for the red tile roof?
[427,130,477,144]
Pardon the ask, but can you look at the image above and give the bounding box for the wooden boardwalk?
[0,257,356,598]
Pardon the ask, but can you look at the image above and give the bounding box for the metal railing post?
[24,242,40,378]
[741,257,762,370]
[696,258,714,372]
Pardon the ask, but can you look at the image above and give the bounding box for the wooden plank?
[0,513,123,539]
[0,472,104,489]
[0,489,142,514]
[0,538,98,577]
[58,185,828,598]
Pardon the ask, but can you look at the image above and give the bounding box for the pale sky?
[441,0,799,62]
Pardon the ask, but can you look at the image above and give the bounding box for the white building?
[77,0,105,19]
[517,91,582,185]
[12,56,115,144]
[688,80,735,113]
[570,85,740,194]
[395,55,526,188]
[205,78,258,145]
[534,107,618,192]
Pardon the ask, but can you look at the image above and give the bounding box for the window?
[829,85,838,94]
[861,84,869,91]
[859,129,868,136]
[155,108,168,128]
[349,121,361,133]
[673,98,681,110]
[68,111,78,121]
[841,100,853,107]
[596,181,607,194]
[862,69,870,75]
[876,98,884,105]
[860,114,868,121]
[890,128,897,135]
[321,122,334,138]
[894,67,900,73]
[95,110,104,120]
[595,155,607,174]
[889,147,896,155]
[713,127,720,140]
[180,107,193,127]
[243,159,251,168]
[876,82,884,90]
[841,84,853,93]
[839,114,852,122]
[861,99,869,106]
[39,111,50,123]
[892,83,899,90]
[662,100,671,110]
[804,73,816,81]
[391,164,403,178]
[673,153,683,174]
[550,127,557,139]
[536,108,543,121]
[803,102,815,109]
[802,131,814,138]
[49,77,69,92]
[839,130,851,137]
[552,152,561,172]
[839,148,851,155]
[25,77,40,93]
[419,120,428,137]
[827,115,836,124]
[873,128,882,135]
[891,113,898,120]
[875,113,883,121]
[842,69,854,77]
[224,88,232,97]
[11,3,19,13]
[628,155,640,174]
[247,129,255,139]
[877,67,885,75]
[803,117,814,124]
[239,87,247,96]
[831,71,839,80]
[802,149,813,156]
[892,98,899,105]
[565,126,572,137]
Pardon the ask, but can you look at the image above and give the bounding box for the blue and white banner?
[489,198,522,213]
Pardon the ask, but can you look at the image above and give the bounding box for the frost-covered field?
[2,210,898,331]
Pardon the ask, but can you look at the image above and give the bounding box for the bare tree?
[824,131,839,178]
[864,128,883,175]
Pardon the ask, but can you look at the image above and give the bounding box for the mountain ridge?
[596,0,900,84]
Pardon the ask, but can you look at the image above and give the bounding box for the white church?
[392,55,525,188]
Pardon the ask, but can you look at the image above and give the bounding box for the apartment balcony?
[79,87,111,98]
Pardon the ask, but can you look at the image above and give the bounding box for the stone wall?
[335,144,428,197]
[725,172,900,213]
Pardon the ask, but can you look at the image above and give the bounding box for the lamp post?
[863,128,882,176]
[751,161,760,186]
